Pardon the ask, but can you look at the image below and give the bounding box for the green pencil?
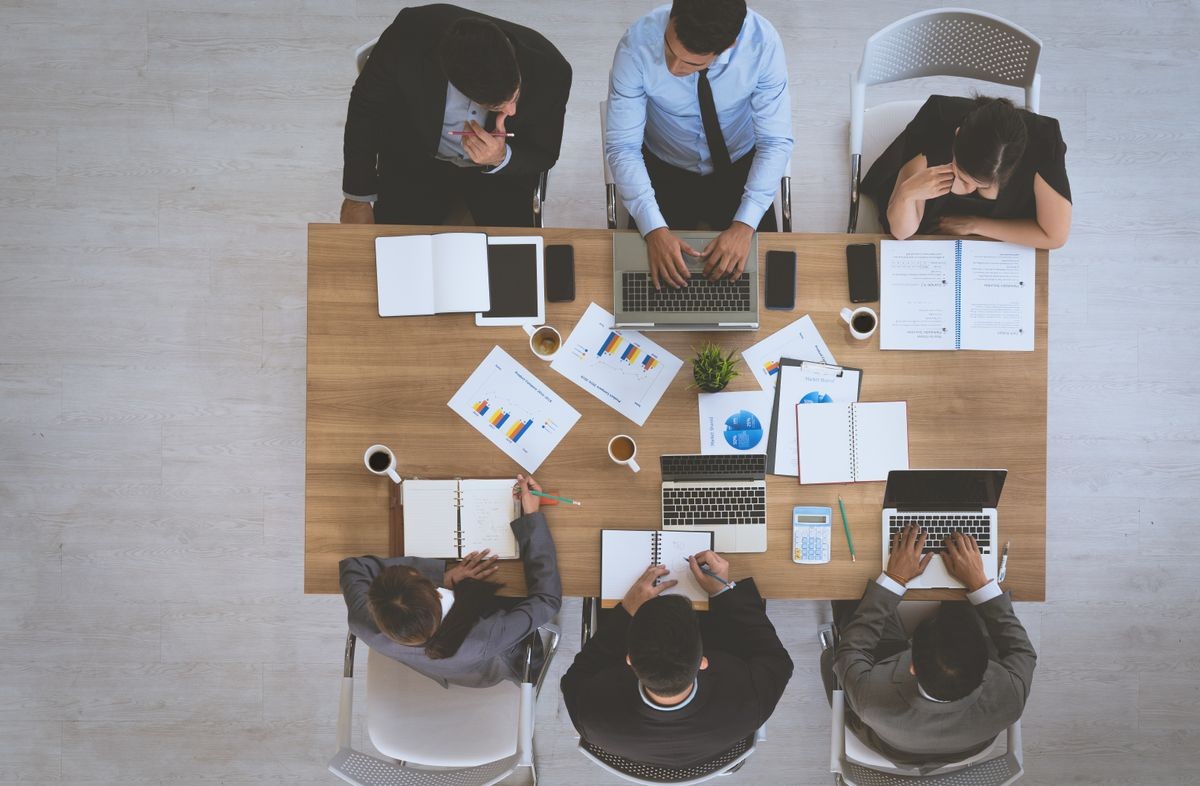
[837,496,856,562]
[529,489,582,507]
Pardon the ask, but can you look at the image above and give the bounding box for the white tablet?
[475,236,545,327]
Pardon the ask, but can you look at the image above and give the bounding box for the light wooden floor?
[1,1,1197,783]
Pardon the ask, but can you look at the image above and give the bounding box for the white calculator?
[792,506,832,564]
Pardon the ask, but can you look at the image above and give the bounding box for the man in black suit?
[561,550,793,767]
[341,4,572,227]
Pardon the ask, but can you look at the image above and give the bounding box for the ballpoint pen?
[694,560,734,589]
[837,496,856,562]
[998,540,1010,583]
[448,131,515,137]
[528,489,581,506]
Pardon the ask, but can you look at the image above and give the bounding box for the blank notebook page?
[376,235,435,317]
[795,403,854,484]
[401,480,460,558]
[458,479,519,559]
[850,401,909,482]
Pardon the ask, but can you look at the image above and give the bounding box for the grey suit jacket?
[833,580,1037,765]
[339,511,561,688]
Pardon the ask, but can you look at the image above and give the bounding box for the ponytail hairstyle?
[425,578,504,660]
[953,96,1029,190]
[367,565,442,645]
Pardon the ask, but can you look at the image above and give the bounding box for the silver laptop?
[613,231,759,331]
[660,454,767,553]
[881,469,1006,589]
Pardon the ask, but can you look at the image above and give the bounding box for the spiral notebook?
[600,530,713,610]
[795,401,909,484]
[400,479,520,559]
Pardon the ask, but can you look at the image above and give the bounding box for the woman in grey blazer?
[339,474,561,688]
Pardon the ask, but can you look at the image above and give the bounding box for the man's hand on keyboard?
[943,532,990,592]
[700,221,754,281]
[645,228,700,290]
[885,523,933,586]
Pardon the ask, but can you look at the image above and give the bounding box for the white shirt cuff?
[966,580,1002,605]
[875,573,907,596]
[710,580,736,597]
[484,144,512,174]
[343,192,377,203]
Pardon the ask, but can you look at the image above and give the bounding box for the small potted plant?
[690,342,739,392]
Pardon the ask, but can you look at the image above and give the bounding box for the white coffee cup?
[840,306,878,340]
[523,324,562,360]
[364,444,401,484]
[607,434,640,473]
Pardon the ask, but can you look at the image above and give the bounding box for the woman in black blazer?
[862,95,1072,249]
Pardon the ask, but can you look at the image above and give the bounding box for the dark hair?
[910,603,989,701]
[368,565,442,645]
[424,578,503,660]
[627,595,703,695]
[438,18,521,106]
[953,96,1029,189]
[669,0,747,55]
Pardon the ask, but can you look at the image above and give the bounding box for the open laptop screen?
[883,469,1006,510]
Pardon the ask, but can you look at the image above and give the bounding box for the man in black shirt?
[561,550,793,767]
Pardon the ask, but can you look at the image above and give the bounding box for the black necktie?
[697,69,731,174]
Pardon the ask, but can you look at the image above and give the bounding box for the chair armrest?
[336,633,357,752]
[533,171,548,228]
[1007,720,1023,767]
[779,176,792,233]
[830,690,847,775]
[581,597,597,643]
[605,186,619,230]
[847,154,862,233]
[533,624,561,698]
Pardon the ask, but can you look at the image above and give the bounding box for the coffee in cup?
[523,324,562,360]
[840,306,878,340]
[607,434,640,473]
[363,444,402,484]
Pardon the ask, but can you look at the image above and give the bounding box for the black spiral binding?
[452,480,465,558]
[848,404,859,482]
[650,533,664,585]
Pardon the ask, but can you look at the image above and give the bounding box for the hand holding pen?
[688,550,733,596]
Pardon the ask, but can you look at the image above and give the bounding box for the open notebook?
[375,233,492,317]
[400,479,520,559]
[796,401,909,484]
[600,530,713,611]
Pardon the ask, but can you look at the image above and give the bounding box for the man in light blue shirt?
[606,0,793,289]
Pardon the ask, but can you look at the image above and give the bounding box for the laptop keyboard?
[662,484,767,527]
[622,272,751,313]
[660,454,766,481]
[887,514,992,554]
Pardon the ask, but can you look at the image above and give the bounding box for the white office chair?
[600,100,792,232]
[847,8,1043,233]
[329,625,560,786]
[819,604,1025,786]
[354,38,548,228]
[575,598,766,785]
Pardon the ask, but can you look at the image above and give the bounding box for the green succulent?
[690,342,739,392]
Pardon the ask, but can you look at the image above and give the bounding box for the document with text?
[880,240,1035,352]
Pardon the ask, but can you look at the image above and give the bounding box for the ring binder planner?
[794,401,909,485]
[400,478,521,559]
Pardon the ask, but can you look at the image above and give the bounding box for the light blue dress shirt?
[605,5,793,234]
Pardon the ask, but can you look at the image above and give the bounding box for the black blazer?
[343,4,572,198]
[560,579,794,767]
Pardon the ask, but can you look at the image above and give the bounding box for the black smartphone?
[846,243,879,303]
[545,244,575,302]
[764,250,796,310]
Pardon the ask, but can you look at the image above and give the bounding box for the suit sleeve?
[342,19,407,198]
[338,555,447,632]
[477,511,562,655]
[708,579,794,724]
[973,592,1037,704]
[833,579,902,711]
[561,605,632,721]
[497,55,572,178]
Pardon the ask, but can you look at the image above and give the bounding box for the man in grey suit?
[826,525,1037,766]
[339,474,561,687]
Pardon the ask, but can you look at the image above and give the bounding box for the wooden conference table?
[306,224,1047,601]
